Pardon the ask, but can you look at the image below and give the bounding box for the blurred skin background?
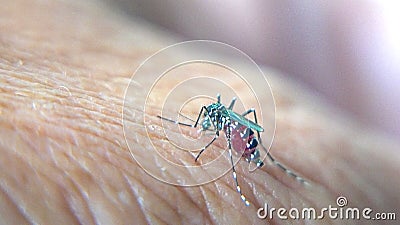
[106,0,400,139]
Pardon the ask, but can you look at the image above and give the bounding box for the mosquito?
[157,94,306,206]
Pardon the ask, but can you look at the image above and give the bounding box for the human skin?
[1,0,399,225]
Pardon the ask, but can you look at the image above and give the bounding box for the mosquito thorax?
[202,102,230,130]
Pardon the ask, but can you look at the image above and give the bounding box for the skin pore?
[1,0,400,224]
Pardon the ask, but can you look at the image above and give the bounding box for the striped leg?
[241,108,308,184]
[157,106,206,128]
[227,123,250,206]
[158,106,216,130]
[266,152,307,184]
[195,131,219,161]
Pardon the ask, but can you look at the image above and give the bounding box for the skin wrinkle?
[144,180,184,219]
[211,181,256,224]
[0,143,74,225]
[0,176,31,225]
[72,161,120,225]
[35,172,82,225]
[243,170,288,208]
[2,71,147,225]
[256,162,303,198]
[37,141,96,224]
[152,184,190,224]
[175,187,211,224]
[129,174,178,225]
[79,155,121,203]
[249,175,276,208]
[52,148,101,223]
[0,68,122,116]
[63,171,98,225]
[122,174,151,225]
[199,185,219,225]
[122,151,192,224]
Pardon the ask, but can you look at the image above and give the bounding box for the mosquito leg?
[242,108,265,169]
[227,123,250,206]
[157,115,193,127]
[178,112,196,122]
[195,131,219,161]
[242,108,308,184]
[194,106,207,128]
[242,108,265,156]
[158,106,205,128]
[228,97,237,110]
[241,108,255,117]
[266,152,307,184]
[241,108,268,156]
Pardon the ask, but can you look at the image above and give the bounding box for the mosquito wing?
[227,109,264,132]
